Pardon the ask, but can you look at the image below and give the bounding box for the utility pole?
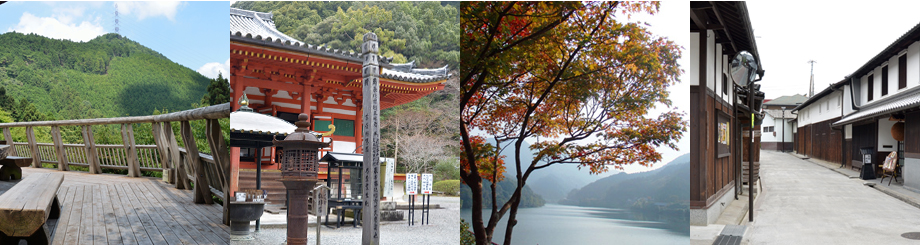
[807,60,817,97]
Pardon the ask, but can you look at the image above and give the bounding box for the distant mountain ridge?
[0,32,210,119]
[487,139,617,203]
[561,153,690,208]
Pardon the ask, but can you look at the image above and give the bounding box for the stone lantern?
[274,113,330,245]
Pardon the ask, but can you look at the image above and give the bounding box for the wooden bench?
[0,173,64,244]
[0,156,35,181]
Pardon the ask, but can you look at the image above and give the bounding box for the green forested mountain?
[561,154,690,208]
[0,32,210,119]
[231,1,459,68]
[460,178,546,209]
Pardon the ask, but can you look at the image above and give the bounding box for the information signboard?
[406,173,418,195]
[421,173,433,195]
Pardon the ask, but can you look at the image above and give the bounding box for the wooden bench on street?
[0,172,64,244]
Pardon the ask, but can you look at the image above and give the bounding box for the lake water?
[461,204,689,245]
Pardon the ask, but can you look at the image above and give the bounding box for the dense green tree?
[201,73,230,106]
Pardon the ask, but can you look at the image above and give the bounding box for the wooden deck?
[8,168,229,245]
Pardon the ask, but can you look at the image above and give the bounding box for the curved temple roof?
[230,7,451,84]
[230,109,296,136]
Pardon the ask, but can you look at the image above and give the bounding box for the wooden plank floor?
[12,167,230,245]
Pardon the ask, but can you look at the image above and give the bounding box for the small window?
[722,74,728,95]
[868,74,874,101]
[900,55,907,89]
[882,66,889,96]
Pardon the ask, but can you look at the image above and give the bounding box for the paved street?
[232,196,460,245]
[746,151,920,244]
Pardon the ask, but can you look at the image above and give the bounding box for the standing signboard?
[421,174,433,195]
[406,173,418,195]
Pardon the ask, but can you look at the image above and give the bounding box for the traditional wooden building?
[690,1,765,225]
[228,8,451,202]
[791,83,849,166]
[761,95,806,151]
[830,21,920,189]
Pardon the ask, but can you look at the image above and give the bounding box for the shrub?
[433,179,460,196]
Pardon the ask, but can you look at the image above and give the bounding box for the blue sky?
[0,1,230,79]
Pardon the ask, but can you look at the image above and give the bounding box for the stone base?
[382,201,397,210]
[690,186,736,226]
[381,210,404,221]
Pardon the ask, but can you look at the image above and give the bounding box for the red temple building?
[229,8,451,204]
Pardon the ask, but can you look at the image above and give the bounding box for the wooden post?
[180,120,211,204]
[361,32,381,245]
[121,124,140,177]
[82,126,100,174]
[26,126,40,168]
[3,128,15,157]
[165,122,188,189]
[151,122,171,170]
[206,119,230,225]
[51,126,68,171]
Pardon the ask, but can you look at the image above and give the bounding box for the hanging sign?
[421,173,433,195]
[406,173,418,195]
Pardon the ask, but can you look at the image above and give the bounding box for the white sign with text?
[384,158,395,198]
[406,173,418,195]
[421,173,433,195]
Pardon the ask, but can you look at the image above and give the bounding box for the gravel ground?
[233,196,460,245]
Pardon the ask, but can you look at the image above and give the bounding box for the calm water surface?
[461,204,689,245]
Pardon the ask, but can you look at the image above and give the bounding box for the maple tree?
[460,2,686,244]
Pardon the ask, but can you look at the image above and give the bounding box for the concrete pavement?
[745,150,920,244]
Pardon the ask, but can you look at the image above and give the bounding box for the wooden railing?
[0,103,232,225]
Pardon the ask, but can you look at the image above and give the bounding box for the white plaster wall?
[888,56,899,97]
[761,114,777,142]
[860,75,869,105]
[762,115,793,144]
[910,42,920,88]
[799,91,842,126]
[843,84,855,116]
[715,43,723,97]
[724,55,734,105]
[707,30,715,91]
[845,124,852,139]
[690,32,699,86]
[877,119,898,152]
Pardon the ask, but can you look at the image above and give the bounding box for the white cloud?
[116,2,184,21]
[197,58,230,79]
[7,12,105,42]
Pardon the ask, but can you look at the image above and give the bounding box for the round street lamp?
[275,113,331,245]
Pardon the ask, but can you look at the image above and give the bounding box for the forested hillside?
[0,32,210,119]
[0,32,227,158]
[561,154,690,208]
